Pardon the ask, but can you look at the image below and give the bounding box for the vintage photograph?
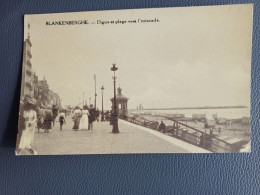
[16,4,253,155]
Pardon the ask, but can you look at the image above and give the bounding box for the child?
[59,112,66,131]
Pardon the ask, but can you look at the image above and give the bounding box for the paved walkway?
[32,116,210,155]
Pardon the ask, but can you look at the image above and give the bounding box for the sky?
[24,4,253,110]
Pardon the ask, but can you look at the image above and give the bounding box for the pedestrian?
[158,121,166,133]
[182,129,188,140]
[52,105,59,127]
[95,108,100,122]
[36,104,45,133]
[79,105,89,130]
[96,112,99,122]
[17,95,37,155]
[44,105,53,133]
[199,133,205,147]
[106,111,111,121]
[72,106,81,130]
[59,112,66,130]
[172,122,175,135]
[210,128,213,136]
[218,127,221,134]
[88,104,95,130]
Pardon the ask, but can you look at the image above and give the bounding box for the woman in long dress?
[72,106,82,130]
[36,105,45,133]
[17,95,37,155]
[79,106,89,130]
[43,106,53,133]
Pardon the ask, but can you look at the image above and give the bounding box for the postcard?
[16,4,253,155]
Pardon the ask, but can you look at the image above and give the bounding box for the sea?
[130,108,250,120]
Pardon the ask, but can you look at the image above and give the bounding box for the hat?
[20,99,24,106]
[36,100,45,109]
[52,104,58,109]
[40,103,46,109]
[24,94,36,105]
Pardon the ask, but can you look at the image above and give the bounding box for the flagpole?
[94,74,97,110]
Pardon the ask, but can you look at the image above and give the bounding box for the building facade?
[20,24,62,109]
[20,32,33,100]
[37,77,62,108]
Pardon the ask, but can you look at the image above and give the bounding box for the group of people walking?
[17,94,68,154]
[16,95,60,154]
[16,94,101,155]
[36,104,60,133]
[72,104,97,131]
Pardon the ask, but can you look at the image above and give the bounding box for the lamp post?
[111,63,119,133]
[94,74,97,110]
[101,86,105,121]
[83,91,85,107]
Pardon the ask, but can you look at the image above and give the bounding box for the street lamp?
[101,86,105,121]
[94,74,97,110]
[83,91,85,107]
[111,63,119,133]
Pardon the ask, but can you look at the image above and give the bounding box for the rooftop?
[110,87,129,101]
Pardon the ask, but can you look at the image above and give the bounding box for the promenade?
[32,117,210,155]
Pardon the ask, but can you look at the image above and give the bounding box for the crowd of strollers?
[16,95,107,155]
[71,105,99,131]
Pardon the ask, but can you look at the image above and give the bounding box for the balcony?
[26,68,32,75]
[26,38,32,47]
[27,60,32,67]
[27,50,32,58]
[25,81,32,88]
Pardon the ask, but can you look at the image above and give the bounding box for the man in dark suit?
[88,104,95,130]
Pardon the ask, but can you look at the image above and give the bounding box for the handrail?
[157,115,232,146]
[122,114,235,152]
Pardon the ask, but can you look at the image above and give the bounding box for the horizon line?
[129,105,248,111]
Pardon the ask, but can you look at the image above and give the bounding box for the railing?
[120,114,241,153]
[27,60,32,67]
